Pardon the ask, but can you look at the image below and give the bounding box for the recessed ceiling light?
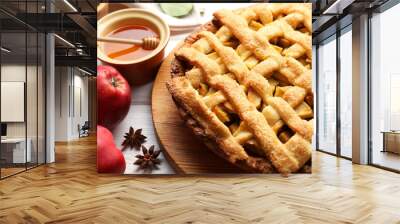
[76,49,84,55]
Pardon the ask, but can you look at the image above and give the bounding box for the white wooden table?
[110,3,253,174]
[112,32,188,174]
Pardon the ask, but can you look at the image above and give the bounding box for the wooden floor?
[0,135,400,223]
[1,163,44,178]
[1,167,25,178]
[373,150,400,171]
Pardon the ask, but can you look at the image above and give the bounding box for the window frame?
[367,1,400,173]
[315,24,353,161]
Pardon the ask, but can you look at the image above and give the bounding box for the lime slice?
[160,3,193,18]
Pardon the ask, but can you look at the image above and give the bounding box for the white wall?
[72,73,89,138]
[55,66,69,141]
[1,64,25,81]
[54,67,89,141]
[1,63,46,164]
[1,82,25,122]
[1,65,31,138]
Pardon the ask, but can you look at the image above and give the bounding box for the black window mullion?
[44,31,47,164]
[336,25,341,157]
[0,19,2,179]
[315,44,319,151]
[36,0,39,167]
[72,68,75,118]
[367,11,373,165]
[43,0,48,165]
[24,0,28,171]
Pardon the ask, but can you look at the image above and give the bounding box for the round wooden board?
[152,44,243,174]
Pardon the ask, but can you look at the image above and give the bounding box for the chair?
[78,121,90,138]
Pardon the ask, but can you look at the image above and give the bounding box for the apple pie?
[167,3,313,174]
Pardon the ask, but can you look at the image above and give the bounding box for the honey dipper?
[98,36,160,50]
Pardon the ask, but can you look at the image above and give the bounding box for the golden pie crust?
[167,3,313,174]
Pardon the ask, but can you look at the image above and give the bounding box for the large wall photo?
[97,3,313,175]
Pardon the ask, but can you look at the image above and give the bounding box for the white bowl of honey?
[98,8,170,85]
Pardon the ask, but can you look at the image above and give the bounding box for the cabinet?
[382,131,400,154]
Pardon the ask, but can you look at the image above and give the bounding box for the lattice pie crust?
[167,3,313,174]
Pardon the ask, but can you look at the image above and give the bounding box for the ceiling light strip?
[1,47,11,53]
[78,67,94,76]
[54,34,75,48]
[323,0,355,15]
[63,0,78,12]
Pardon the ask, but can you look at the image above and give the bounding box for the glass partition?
[27,31,38,169]
[38,32,45,165]
[317,35,337,155]
[339,26,352,158]
[370,3,400,171]
[0,0,46,179]
[1,30,28,178]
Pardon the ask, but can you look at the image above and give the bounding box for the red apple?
[97,125,126,173]
[97,65,131,130]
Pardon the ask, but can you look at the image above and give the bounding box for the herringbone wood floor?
[0,135,400,224]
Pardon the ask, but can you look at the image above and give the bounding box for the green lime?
[159,3,193,18]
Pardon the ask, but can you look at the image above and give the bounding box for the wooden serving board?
[152,44,243,174]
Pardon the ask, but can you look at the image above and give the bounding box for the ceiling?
[0,0,96,74]
[312,0,391,43]
[0,0,395,73]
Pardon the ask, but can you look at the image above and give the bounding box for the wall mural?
[97,3,313,175]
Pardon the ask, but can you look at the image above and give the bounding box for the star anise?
[122,127,147,150]
[134,145,161,169]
